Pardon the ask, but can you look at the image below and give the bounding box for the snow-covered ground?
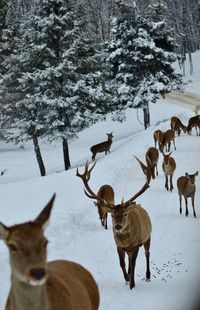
[0,52,200,310]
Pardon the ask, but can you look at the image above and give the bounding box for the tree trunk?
[189,52,193,75]
[62,137,71,170]
[143,102,150,130]
[32,135,46,176]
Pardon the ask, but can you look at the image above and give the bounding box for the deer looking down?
[76,161,114,229]
[177,171,199,218]
[159,129,176,153]
[161,152,176,191]
[0,194,99,310]
[134,147,159,181]
[170,116,187,136]
[153,129,164,148]
[187,115,200,136]
[77,161,151,290]
[90,132,113,161]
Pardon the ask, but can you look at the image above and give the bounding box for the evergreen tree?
[1,0,109,174]
[106,0,183,129]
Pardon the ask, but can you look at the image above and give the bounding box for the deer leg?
[129,246,139,289]
[117,247,129,282]
[91,152,96,161]
[165,175,169,191]
[144,237,151,281]
[172,139,176,150]
[184,197,189,217]
[104,213,108,229]
[170,175,173,191]
[191,196,196,218]
[179,194,182,214]
[156,164,158,176]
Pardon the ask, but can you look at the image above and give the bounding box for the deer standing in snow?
[134,147,159,181]
[76,161,114,229]
[153,129,164,148]
[161,152,176,191]
[77,161,151,289]
[177,171,199,218]
[90,132,113,161]
[0,194,100,310]
[170,116,187,136]
[159,129,176,153]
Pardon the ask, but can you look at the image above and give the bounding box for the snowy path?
[166,91,200,109]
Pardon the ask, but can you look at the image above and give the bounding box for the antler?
[76,161,106,205]
[122,181,150,208]
[134,155,151,184]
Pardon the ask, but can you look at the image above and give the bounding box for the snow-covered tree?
[106,0,183,129]
[1,0,109,174]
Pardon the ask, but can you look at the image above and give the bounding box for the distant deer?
[153,129,164,148]
[90,132,113,161]
[76,161,114,229]
[77,161,151,289]
[134,147,159,180]
[177,171,199,218]
[0,194,99,310]
[161,152,176,191]
[159,129,176,153]
[187,115,200,135]
[170,116,187,136]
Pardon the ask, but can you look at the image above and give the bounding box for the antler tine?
[76,161,101,201]
[122,181,150,208]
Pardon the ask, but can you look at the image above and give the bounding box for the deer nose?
[115,224,122,231]
[30,268,46,280]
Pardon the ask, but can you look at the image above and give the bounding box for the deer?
[153,129,164,148]
[159,129,176,153]
[134,147,159,181]
[170,116,187,136]
[76,161,114,229]
[90,132,113,161]
[161,152,176,191]
[187,115,200,136]
[77,161,151,290]
[0,194,100,310]
[177,171,199,218]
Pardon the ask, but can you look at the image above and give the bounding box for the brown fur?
[90,132,113,161]
[107,203,152,289]
[162,152,176,191]
[187,115,200,135]
[170,116,187,136]
[97,185,115,229]
[0,195,99,310]
[153,129,164,148]
[159,129,176,153]
[177,171,199,218]
[134,147,159,180]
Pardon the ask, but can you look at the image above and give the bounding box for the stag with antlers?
[77,161,151,289]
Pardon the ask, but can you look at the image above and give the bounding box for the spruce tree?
[1,0,108,173]
[106,0,183,129]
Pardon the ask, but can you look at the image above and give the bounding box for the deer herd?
[0,114,199,309]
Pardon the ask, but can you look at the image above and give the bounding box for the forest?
[0,0,199,175]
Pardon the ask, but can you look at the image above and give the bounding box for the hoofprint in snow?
[0,94,200,310]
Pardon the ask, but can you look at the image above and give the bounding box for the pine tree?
[1,0,109,174]
[106,0,183,129]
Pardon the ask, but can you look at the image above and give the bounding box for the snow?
[0,52,200,310]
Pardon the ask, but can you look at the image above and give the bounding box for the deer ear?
[195,171,199,176]
[0,223,9,240]
[35,193,56,231]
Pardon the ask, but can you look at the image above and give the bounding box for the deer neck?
[8,274,48,310]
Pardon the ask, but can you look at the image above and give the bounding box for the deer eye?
[8,244,18,252]
[123,213,127,217]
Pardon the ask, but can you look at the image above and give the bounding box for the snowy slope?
[0,53,200,310]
